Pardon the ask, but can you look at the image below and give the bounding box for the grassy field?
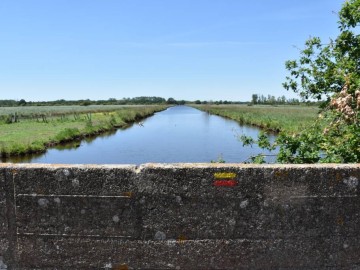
[193,104,320,133]
[0,105,168,157]
[0,104,155,118]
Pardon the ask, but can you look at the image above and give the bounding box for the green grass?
[193,104,320,133]
[0,105,168,157]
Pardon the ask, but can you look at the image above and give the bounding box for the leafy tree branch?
[242,0,360,163]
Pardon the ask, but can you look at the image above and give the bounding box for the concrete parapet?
[0,163,359,269]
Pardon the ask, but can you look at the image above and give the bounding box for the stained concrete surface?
[0,163,359,269]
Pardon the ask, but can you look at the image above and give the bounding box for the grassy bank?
[0,105,168,157]
[193,104,319,133]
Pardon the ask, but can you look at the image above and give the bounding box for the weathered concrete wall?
[0,163,359,269]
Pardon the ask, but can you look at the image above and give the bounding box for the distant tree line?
[250,94,321,106]
[0,95,320,107]
[0,97,241,107]
[0,96,186,107]
[193,100,247,105]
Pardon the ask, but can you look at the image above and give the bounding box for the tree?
[242,0,360,163]
[178,100,186,105]
[283,0,360,102]
[166,98,177,104]
[251,94,258,104]
[18,99,27,106]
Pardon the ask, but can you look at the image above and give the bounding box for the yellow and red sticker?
[213,172,237,187]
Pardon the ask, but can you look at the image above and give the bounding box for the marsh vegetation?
[193,104,319,134]
[0,105,167,157]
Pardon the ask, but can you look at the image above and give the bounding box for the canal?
[6,106,276,164]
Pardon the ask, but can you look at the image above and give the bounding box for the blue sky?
[0,0,342,102]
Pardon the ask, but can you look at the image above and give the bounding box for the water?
[4,106,276,164]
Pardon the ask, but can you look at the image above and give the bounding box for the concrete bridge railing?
[0,163,359,269]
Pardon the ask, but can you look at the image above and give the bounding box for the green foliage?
[85,120,93,129]
[9,143,27,156]
[80,100,91,106]
[4,115,13,124]
[109,115,117,126]
[18,99,27,106]
[210,154,226,163]
[251,94,302,105]
[282,0,360,163]
[251,94,258,104]
[251,155,266,164]
[3,113,19,124]
[166,98,177,104]
[338,0,360,30]
[240,111,359,163]
[239,0,360,164]
[54,128,81,142]
[283,0,360,101]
